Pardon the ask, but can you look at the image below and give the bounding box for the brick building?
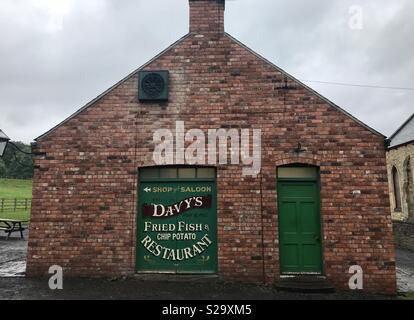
[27,0,397,294]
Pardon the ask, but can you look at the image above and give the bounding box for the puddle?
[0,261,26,277]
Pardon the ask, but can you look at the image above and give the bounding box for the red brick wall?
[26,0,396,295]
[189,0,224,34]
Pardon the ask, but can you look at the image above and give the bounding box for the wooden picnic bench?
[0,219,28,240]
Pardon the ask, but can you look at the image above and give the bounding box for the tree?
[0,141,34,179]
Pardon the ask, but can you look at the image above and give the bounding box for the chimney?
[189,0,225,35]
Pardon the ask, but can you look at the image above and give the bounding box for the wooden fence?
[0,199,32,212]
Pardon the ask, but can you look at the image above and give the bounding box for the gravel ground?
[0,277,400,300]
[0,230,27,277]
[0,231,411,300]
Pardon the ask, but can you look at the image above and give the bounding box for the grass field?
[0,179,33,198]
[405,292,414,300]
[0,179,32,221]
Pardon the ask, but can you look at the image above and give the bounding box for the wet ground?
[0,231,412,300]
[396,249,414,293]
[0,230,27,277]
[0,276,400,300]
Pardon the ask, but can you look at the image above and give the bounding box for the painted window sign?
[140,195,214,261]
[142,195,212,218]
[136,168,217,274]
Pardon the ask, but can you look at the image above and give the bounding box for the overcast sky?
[0,0,413,143]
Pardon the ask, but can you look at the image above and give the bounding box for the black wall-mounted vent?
[139,71,169,102]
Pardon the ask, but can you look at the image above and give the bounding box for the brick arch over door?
[392,166,403,211]
[275,156,322,168]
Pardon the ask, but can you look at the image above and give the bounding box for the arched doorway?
[392,166,402,212]
[403,157,414,220]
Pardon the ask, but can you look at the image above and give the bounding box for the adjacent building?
[387,113,414,251]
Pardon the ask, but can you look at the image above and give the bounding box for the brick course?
[26,0,396,295]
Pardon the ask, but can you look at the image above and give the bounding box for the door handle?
[314,235,321,242]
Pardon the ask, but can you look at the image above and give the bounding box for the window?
[405,157,412,189]
[278,166,318,179]
[140,167,215,180]
[404,157,414,216]
[197,168,216,179]
[392,166,402,211]
[140,168,158,179]
[178,168,196,179]
[159,168,177,179]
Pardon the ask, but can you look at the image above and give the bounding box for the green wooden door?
[278,181,322,274]
[136,168,217,274]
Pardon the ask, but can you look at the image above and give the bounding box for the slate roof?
[36,33,385,141]
[388,113,414,148]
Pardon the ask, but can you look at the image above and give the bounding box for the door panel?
[278,181,322,274]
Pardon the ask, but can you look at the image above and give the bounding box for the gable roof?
[388,112,414,148]
[36,33,191,141]
[36,32,385,141]
[225,33,384,138]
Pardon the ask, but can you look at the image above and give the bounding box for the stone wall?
[387,144,414,221]
[393,220,414,251]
